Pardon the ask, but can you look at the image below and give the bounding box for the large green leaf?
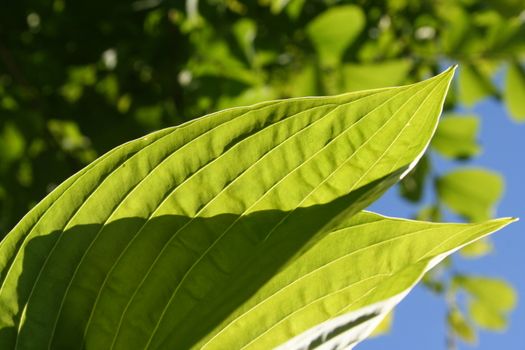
[0,68,467,349]
[196,212,514,349]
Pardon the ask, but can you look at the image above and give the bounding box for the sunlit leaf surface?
[0,68,514,350]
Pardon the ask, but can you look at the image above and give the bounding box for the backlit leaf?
[1,68,511,350]
[460,239,493,258]
[399,155,429,203]
[221,213,512,350]
[504,61,525,122]
[437,168,504,222]
[469,300,507,331]
[307,6,365,67]
[448,307,477,344]
[458,64,496,107]
[454,276,517,312]
[343,60,412,92]
[432,114,481,159]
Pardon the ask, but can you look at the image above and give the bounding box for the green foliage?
[460,238,493,258]
[437,168,504,222]
[0,69,516,349]
[0,0,524,235]
[306,5,365,67]
[370,310,393,337]
[453,275,517,332]
[448,307,477,344]
[505,61,525,121]
[0,0,523,347]
[457,64,497,107]
[432,114,481,159]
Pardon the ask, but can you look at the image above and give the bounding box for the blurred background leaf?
[432,114,481,159]
[436,168,504,222]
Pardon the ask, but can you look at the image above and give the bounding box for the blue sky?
[361,80,525,349]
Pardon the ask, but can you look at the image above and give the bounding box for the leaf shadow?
[4,173,401,349]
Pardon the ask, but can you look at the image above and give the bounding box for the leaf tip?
[493,216,519,228]
[441,64,458,82]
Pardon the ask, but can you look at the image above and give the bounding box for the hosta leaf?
[306,6,365,67]
[504,61,525,122]
[0,68,458,349]
[432,114,481,159]
[200,213,512,349]
[436,168,504,222]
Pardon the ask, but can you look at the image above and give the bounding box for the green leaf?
[458,64,497,107]
[485,0,525,18]
[437,168,504,222]
[0,123,26,168]
[448,307,477,344]
[504,61,525,122]
[438,5,470,54]
[206,213,512,349]
[216,85,278,110]
[343,60,412,92]
[267,0,295,14]
[454,276,517,312]
[469,300,507,331]
[232,19,257,66]
[432,114,481,159]
[452,275,516,331]
[460,239,493,258]
[307,6,365,67]
[0,68,473,349]
[285,0,305,19]
[284,63,318,97]
[399,155,429,203]
[416,205,442,222]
